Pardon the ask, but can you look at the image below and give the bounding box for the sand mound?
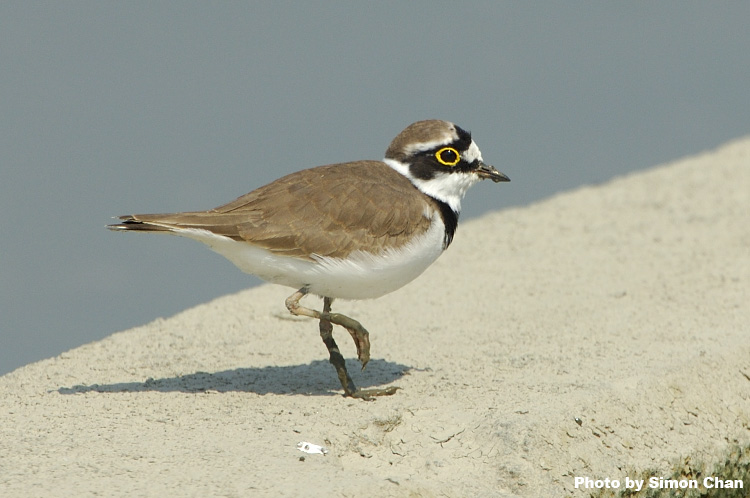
[2,137,749,497]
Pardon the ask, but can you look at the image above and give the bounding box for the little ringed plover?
[108,120,509,399]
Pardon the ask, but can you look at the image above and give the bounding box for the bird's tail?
[107,214,182,233]
[107,212,245,241]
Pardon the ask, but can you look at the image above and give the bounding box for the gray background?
[2,2,748,375]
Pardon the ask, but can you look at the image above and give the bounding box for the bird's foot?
[349,386,400,401]
[326,312,370,369]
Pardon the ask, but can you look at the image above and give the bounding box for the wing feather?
[113,161,435,260]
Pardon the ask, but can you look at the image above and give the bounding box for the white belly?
[171,213,446,300]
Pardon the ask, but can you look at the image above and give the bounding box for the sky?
[1,2,749,375]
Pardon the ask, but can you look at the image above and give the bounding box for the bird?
[108,120,509,399]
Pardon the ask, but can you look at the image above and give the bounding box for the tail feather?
[107,215,179,233]
[107,213,244,240]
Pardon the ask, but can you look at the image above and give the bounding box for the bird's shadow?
[57,359,410,397]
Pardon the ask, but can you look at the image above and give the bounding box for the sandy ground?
[2,138,749,497]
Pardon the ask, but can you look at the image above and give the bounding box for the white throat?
[383,158,479,213]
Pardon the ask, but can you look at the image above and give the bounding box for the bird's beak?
[476,161,510,183]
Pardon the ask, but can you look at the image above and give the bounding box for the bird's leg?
[319,296,357,396]
[285,289,398,399]
[286,289,357,395]
[284,290,371,367]
[326,309,371,369]
[326,297,399,399]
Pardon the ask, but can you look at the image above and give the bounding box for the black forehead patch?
[452,125,473,152]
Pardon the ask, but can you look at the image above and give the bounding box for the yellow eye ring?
[435,147,461,166]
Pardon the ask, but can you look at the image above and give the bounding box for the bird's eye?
[435,147,460,166]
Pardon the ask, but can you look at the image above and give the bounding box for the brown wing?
[112,161,434,260]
